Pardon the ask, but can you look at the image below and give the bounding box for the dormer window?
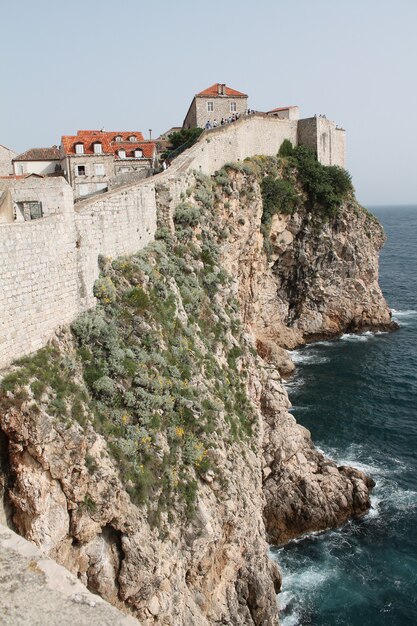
[115,135,122,142]
[93,142,102,154]
[75,142,84,154]
[118,149,126,159]
[129,135,137,142]
[134,149,143,158]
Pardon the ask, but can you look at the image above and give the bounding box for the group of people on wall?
[204,109,257,130]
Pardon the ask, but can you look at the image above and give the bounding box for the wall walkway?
[0,114,298,370]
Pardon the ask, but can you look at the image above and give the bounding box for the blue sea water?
[271,206,417,626]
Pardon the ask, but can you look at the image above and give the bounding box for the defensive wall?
[0,114,344,370]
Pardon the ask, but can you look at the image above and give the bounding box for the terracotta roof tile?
[61,130,155,159]
[196,83,247,98]
[267,106,298,113]
[14,147,60,161]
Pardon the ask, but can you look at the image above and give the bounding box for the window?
[94,163,105,175]
[115,135,122,142]
[78,184,89,196]
[118,149,126,159]
[207,102,214,112]
[134,149,143,158]
[75,143,84,154]
[28,201,43,220]
[18,201,43,221]
[93,142,102,154]
[76,165,86,176]
[230,102,237,112]
[129,135,136,141]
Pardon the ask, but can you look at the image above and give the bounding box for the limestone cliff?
[0,156,393,625]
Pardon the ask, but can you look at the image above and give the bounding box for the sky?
[1,0,416,205]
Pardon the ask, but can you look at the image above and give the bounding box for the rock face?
[0,523,140,626]
[0,165,393,624]
[0,375,281,625]
[218,169,396,351]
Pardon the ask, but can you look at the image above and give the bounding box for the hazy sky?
[1,0,416,205]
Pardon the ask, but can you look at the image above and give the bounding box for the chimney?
[217,83,222,95]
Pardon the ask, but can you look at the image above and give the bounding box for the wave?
[391,308,417,326]
[316,442,407,477]
[340,331,379,342]
[390,308,417,317]
[288,350,330,365]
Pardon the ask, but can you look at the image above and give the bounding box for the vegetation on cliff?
[1,171,257,523]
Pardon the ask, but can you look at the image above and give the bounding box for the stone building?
[0,174,72,224]
[12,147,62,176]
[183,83,248,129]
[266,106,299,120]
[0,144,17,176]
[60,130,157,200]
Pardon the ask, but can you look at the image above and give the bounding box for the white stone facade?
[61,153,114,200]
[298,116,346,168]
[0,113,346,370]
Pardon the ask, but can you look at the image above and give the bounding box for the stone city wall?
[297,116,346,167]
[0,193,78,369]
[0,114,342,370]
[74,181,157,311]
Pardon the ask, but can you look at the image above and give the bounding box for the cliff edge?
[0,152,393,624]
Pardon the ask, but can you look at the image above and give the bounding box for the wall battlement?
[0,114,345,370]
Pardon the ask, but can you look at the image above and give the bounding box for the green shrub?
[125,287,150,312]
[261,176,298,222]
[174,202,201,227]
[278,139,294,157]
[93,277,117,305]
[291,145,353,217]
[168,127,203,150]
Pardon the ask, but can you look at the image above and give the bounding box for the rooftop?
[14,147,60,161]
[61,130,155,158]
[196,83,247,98]
[267,106,298,113]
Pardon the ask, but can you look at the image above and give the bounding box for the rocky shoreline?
[0,162,394,624]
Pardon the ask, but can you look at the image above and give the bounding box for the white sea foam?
[367,494,381,519]
[315,444,385,477]
[384,488,417,511]
[391,309,417,326]
[340,332,373,342]
[288,350,330,365]
[277,561,332,625]
[390,308,417,317]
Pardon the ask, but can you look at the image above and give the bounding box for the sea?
[270,205,417,626]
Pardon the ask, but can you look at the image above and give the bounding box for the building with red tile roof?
[60,130,157,200]
[196,83,247,98]
[183,83,248,129]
